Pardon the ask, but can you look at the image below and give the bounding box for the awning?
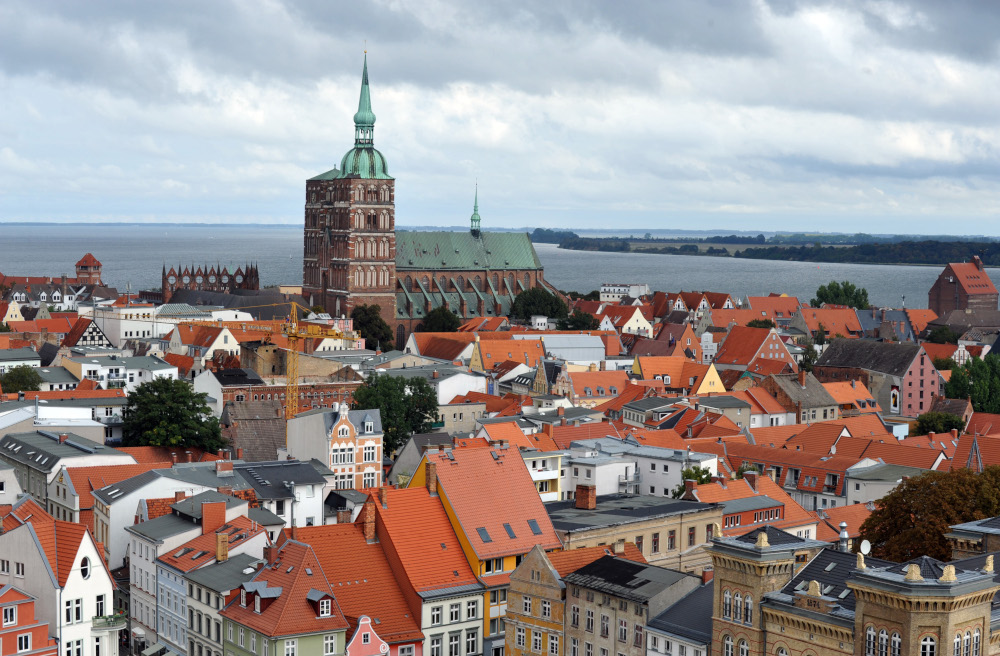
[141,642,167,656]
[131,627,145,637]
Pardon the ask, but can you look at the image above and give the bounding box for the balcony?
[92,612,128,631]
[528,467,558,482]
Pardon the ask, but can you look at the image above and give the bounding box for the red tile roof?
[813,503,873,542]
[796,308,862,336]
[946,260,998,296]
[118,446,222,463]
[822,381,882,413]
[716,327,791,367]
[689,476,815,535]
[1,388,125,401]
[5,318,75,334]
[76,253,101,267]
[284,523,423,643]
[745,296,804,317]
[477,339,545,369]
[567,370,630,398]
[158,516,267,573]
[220,540,349,637]
[967,412,1000,436]
[421,448,561,560]
[60,317,93,347]
[163,353,196,377]
[920,343,958,362]
[905,309,937,335]
[65,462,172,519]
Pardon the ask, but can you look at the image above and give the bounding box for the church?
[302,55,556,346]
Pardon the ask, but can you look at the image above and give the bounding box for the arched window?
[737,641,748,656]
[954,634,962,656]
[439,276,447,291]
[891,633,901,656]
[493,274,499,289]
[743,595,752,625]
[922,636,937,656]
[722,590,731,619]
[422,276,430,289]
[866,627,877,656]
[964,632,971,656]
[405,276,412,291]
[879,630,888,656]
[524,273,530,287]
[722,636,733,656]
[776,650,789,656]
[733,593,742,621]
[474,275,482,290]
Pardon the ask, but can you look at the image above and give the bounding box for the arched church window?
[439,276,447,291]
[474,275,482,290]
[458,276,465,291]
[405,276,412,291]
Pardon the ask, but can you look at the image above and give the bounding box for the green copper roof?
[353,54,376,127]
[309,167,341,181]
[338,147,392,179]
[470,186,481,235]
[396,230,542,271]
[328,54,392,180]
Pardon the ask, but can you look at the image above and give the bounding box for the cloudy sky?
[3,0,1000,234]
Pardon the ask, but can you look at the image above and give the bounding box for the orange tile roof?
[743,388,789,416]
[796,308,862,336]
[745,296,804,317]
[745,358,796,375]
[968,412,1000,436]
[171,324,226,348]
[117,446,222,463]
[477,339,545,368]
[1,388,125,401]
[813,503,873,542]
[285,523,423,643]
[859,441,944,469]
[820,415,893,439]
[158,516,267,573]
[372,487,480,594]
[220,540,349,637]
[163,353,196,377]
[899,434,959,459]
[5,318,75,334]
[947,261,999,296]
[454,437,491,449]
[715,326,781,366]
[410,333,478,360]
[690,476,815,535]
[422,448,561,560]
[66,462,172,514]
[546,422,633,449]
[920,343,958,362]
[821,381,882,413]
[60,317,93,347]
[77,253,101,267]
[709,309,771,328]
[744,424,804,448]
[567,370,630,398]
[547,543,646,576]
[482,422,531,448]
[783,423,851,454]
[596,305,645,328]
[905,309,937,335]
[594,384,649,416]
[448,391,518,414]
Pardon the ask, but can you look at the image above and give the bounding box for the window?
[891,633,901,656]
[466,599,477,619]
[738,642,748,656]
[922,637,936,656]
[14,563,23,578]
[17,634,30,653]
[275,500,285,516]
[586,609,594,632]
[401,648,415,656]
[467,630,477,655]
[667,530,676,550]
[723,636,733,656]
[652,533,660,553]
[618,619,627,642]
[743,595,752,624]
[81,557,91,579]
[363,471,377,489]
[284,640,297,656]
[239,628,245,648]
[733,593,742,623]
[96,594,105,617]
[432,606,442,625]
[532,631,543,653]
[319,599,331,617]
[973,630,981,656]
[688,526,696,547]
[523,596,532,614]
[954,635,961,656]
[364,445,377,462]
[3,606,15,625]
[879,630,887,656]
[450,603,461,622]
[585,643,593,656]
[324,635,337,656]
[600,614,609,638]
[432,637,443,656]
[229,623,234,642]
[541,600,550,618]
[516,629,526,649]
[0,560,7,574]
[633,626,643,648]
[723,590,732,619]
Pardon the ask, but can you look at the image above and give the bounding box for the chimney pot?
[263,545,278,565]
[951,428,959,438]
[174,491,187,502]
[574,484,597,510]
[217,449,224,459]
[557,406,565,416]
[186,450,193,463]
[58,433,69,444]
[744,471,758,491]
[236,448,244,460]
[612,539,625,554]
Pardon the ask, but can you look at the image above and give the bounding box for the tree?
[418,306,461,333]
[567,290,600,302]
[671,466,714,498]
[352,373,438,454]
[858,467,1000,561]
[797,337,818,372]
[928,325,960,344]
[914,412,966,435]
[814,323,827,346]
[0,365,42,394]
[557,310,600,331]
[0,323,10,333]
[746,318,775,329]
[945,352,1000,413]
[810,280,870,309]
[734,463,757,479]
[510,287,568,322]
[122,377,224,450]
[932,356,957,371]
[310,305,326,314]
[350,304,394,350]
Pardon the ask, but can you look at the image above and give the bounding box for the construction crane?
[173,300,357,421]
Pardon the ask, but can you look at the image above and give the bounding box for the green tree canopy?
[945,352,1000,412]
[746,318,775,329]
[671,466,714,498]
[511,288,569,322]
[352,373,438,454]
[932,356,957,371]
[928,325,960,344]
[567,290,600,301]
[810,280,870,309]
[858,467,1000,561]
[122,377,224,451]
[797,337,818,372]
[0,365,42,394]
[557,310,600,331]
[913,411,966,435]
[350,304,394,350]
[814,323,827,346]
[418,306,462,333]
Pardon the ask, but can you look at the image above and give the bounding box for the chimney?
[557,406,565,416]
[838,521,850,553]
[798,369,807,388]
[974,255,985,271]
[201,501,226,535]
[362,500,376,544]
[744,471,758,491]
[683,479,698,499]
[216,532,229,562]
[561,417,567,426]
[701,567,715,584]
[438,444,445,453]
[951,428,959,439]
[612,539,625,554]
[851,379,856,389]
[186,450,194,463]
[236,448,244,460]
[17,391,24,401]
[171,452,178,465]
[217,486,233,496]
[378,486,389,509]
[263,545,278,565]
[432,369,440,379]
[58,433,69,444]
[217,449,224,459]
[215,460,234,477]
[575,484,597,510]
[426,460,438,496]
[928,432,936,441]
[174,491,187,502]
[336,509,351,524]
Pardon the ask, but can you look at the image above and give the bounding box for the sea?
[0,224,980,309]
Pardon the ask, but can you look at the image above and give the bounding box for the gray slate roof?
[778,548,892,612]
[35,366,79,385]
[211,368,265,387]
[0,348,41,362]
[0,431,125,472]
[185,552,260,592]
[815,339,920,377]
[220,400,285,463]
[562,555,695,604]
[234,460,327,499]
[648,582,714,644]
[767,373,837,408]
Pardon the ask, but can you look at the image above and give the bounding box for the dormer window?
[338,426,349,439]
[362,634,370,644]
[319,599,331,617]
[254,596,261,613]
[39,293,46,301]
[241,589,247,607]
[365,421,373,433]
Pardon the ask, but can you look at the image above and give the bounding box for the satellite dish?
[860,540,871,556]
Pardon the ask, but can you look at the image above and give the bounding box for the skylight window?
[527,519,542,536]
[477,528,492,543]
[503,523,516,539]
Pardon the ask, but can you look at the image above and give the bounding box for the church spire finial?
[353,53,376,147]
[470,183,482,238]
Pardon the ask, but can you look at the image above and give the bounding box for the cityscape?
[5,3,1000,656]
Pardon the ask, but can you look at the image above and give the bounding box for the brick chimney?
[575,484,597,510]
[426,460,438,496]
[336,509,351,524]
[702,567,714,584]
[744,471,758,491]
[798,369,807,388]
[171,452,178,465]
[557,406,565,416]
[174,491,187,502]
[263,544,278,565]
[58,433,69,444]
[217,449,224,459]
[362,500,376,544]
[432,370,440,379]
[201,501,226,535]
[236,448,244,460]
[217,486,233,496]
[682,479,698,500]
[216,533,229,562]
[186,450,194,463]
[711,475,727,488]
[951,428,959,439]
[378,486,389,509]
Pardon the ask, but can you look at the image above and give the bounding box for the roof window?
[477,527,492,543]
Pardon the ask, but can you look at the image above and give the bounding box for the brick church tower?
[303,54,397,324]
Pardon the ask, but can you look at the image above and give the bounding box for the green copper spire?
[336,53,392,180]
[470,184,482,238]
